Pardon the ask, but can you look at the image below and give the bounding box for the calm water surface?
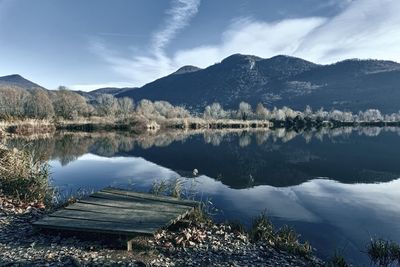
[7,127,400,264]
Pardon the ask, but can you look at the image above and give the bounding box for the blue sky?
[0,0,399,90]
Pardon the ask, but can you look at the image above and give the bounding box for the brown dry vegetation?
[0,145,51,205]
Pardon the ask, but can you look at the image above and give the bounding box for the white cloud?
[152,0,200,54]
[294,0,400,63]
[173,17,326,68]
[92,0,400,89]
[87,0,200,90]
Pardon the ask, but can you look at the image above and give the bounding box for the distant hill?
[0,74,46,91]
[76,87,137,101]
[2,54,400,113]
[114,54,400,113]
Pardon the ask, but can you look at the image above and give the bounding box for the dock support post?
[127,239,133,251]
[127,238,134,251]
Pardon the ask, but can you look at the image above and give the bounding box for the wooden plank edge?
[101,187,199,207]
[77,198,191,213]
[32,221,156,236]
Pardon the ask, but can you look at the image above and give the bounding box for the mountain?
[2,54,400,113]
[114,54,400,113]
[172,65,202,75]
[0,74,46,91]
[76,87,136,101]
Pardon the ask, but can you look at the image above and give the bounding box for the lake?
[6,127,400,264]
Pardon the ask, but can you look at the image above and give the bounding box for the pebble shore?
[0,195,325,266]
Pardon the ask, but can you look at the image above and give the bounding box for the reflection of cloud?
[195,176,321,222]
[195,176,400,223]
[50,153,179,191]
[195,175,400,260]
[51,152,400,262]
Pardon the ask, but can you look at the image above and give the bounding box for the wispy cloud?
[85,0,201,90]
[152,0,200,55]
[294,0,400,63]
[173,17,326,68]
[174,0,400,66]
[89,0,400,90]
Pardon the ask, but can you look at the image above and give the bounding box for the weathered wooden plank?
[34,217,158,235]
[102,187,199,207]
[81,194,185,209]
[81,195,191,212]
[92,191,195,209]
[34,188,199,237]
[65,202,186,216]
[90,191,175,205]
[49,209,180,225]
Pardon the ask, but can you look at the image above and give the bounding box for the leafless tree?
[24,89,54,119]
[52,86,90,119]
[117,97,134,118]
[237,102,253,120]
[0,86,29,118]
[255,103,270,120]
[203,103,227,119]
[95,94,119,117]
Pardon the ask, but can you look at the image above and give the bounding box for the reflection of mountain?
[6,128,400,188]
[196,176,400,264]
[48,151,400,265]
[127,133,400,188]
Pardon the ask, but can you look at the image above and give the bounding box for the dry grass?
[0,144,51,204]
[0,119,55,136]
[150,177,184,199]
[328,251,349,267]
[367,238,400,267]
[162,118,271,130]
[250,212,313,257]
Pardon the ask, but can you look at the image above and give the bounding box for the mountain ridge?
[1,54,400,113]
[114,54,400,112]
[0,74,46,91]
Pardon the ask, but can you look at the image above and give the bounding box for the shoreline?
[2,117,400,137]
[0,193,325,267]
[2,132,400,266]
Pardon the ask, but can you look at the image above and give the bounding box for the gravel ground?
[152,224,324,267]
[0,195,325,267]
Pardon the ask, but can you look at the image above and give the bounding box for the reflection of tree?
[54,134,92,165]
[203,131,226,146]
[239,132,252,147]
[255,131,270,145]
[5,126,400,169]
[90,136,121,157]
[6,137,55,162]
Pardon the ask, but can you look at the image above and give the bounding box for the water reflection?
[49,153,400,264]
[3,128,400,263]
[5,127,400,188]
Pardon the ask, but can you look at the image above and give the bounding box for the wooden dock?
[33,187,198,250]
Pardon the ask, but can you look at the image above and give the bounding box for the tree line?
[0,86,144,120]
[203,102,400,123]
[1,85,400,123]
